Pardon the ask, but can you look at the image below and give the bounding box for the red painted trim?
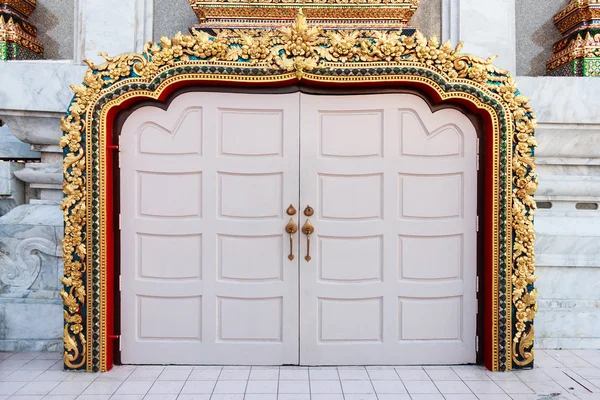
[104,105,120,372]
[101,76,500,372]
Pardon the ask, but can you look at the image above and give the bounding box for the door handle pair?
[285,205,315,262]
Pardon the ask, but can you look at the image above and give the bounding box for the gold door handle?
[302,219,315,262]
[285,218,298,260]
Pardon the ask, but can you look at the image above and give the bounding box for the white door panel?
[121,91,477,366]
[120,92,300,365]
[299,94,477,365]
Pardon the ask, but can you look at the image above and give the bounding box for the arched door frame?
[60,13,538,372]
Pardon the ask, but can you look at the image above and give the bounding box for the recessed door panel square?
[399,173,462,219]
[138,234,202,280]
[218,297,283,342]
[218,172,282,219]
[138,296,202,340]
[319,298,382,342]
[399,235,462,280]
[219,109,283,156]
[139,107,203,155]
[399,297,461,340]
[320,111,383,157]
[138,172,202,218]
[320,174,383,220]
[319,236,382,282]
[219,235,283,282]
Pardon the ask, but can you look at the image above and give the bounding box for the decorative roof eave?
[188,0,420,29]
[548,0,600,75]
[0,0,36,18]
[548,34,600,72]
[554,0,600,32]
[0,14,43,59]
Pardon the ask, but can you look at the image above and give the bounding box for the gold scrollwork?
[60,9,537,371]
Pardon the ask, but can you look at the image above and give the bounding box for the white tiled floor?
[0,349,599,400]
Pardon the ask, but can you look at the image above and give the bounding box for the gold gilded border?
[98,71,502,372]
[60,11,537,372]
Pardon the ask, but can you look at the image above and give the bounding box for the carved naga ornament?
[60,1,538,372]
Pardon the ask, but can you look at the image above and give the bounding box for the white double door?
[120,92,478,365]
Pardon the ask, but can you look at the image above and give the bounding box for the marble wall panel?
[0,63,86,114]
[535,266,600,349]
[28,0,75,60]
[0,301,63,340]
[530,81,600,348]
[81,0,136,64]
[0,300,63,351]
[517,77,600,124]
[0,162,24,217]
[515,0,565,76]
[0,204,63,351]
[535,124,600,161]
[458,0,516,72]
[0,205,62,295]
[0,125,40,160]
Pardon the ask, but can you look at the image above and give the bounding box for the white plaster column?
[442,0,517,73]
[76,0,154,64]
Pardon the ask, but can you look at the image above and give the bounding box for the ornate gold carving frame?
[60,12,538,372]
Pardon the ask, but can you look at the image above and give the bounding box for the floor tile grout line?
[336,366,346,400]
[243,365,252,400]
[365,365,380,400]
[277,365,280,400]
[173,366,193,399]
[307,366,312,400]
[209,365,223,400]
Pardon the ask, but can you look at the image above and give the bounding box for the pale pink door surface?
[120,92,300,365]
[298,94,478,365]
[120,91,478,366]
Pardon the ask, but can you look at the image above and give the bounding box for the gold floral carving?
[188,0,419,27]
[61,10,537,370]
[193,7,417,23]
[59,125,86,369]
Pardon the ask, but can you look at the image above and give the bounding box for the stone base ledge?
[537,338,600,350]
[0,339,62,352]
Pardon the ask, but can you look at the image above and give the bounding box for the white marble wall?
[443,0,516,72]
[518,77,600,349]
